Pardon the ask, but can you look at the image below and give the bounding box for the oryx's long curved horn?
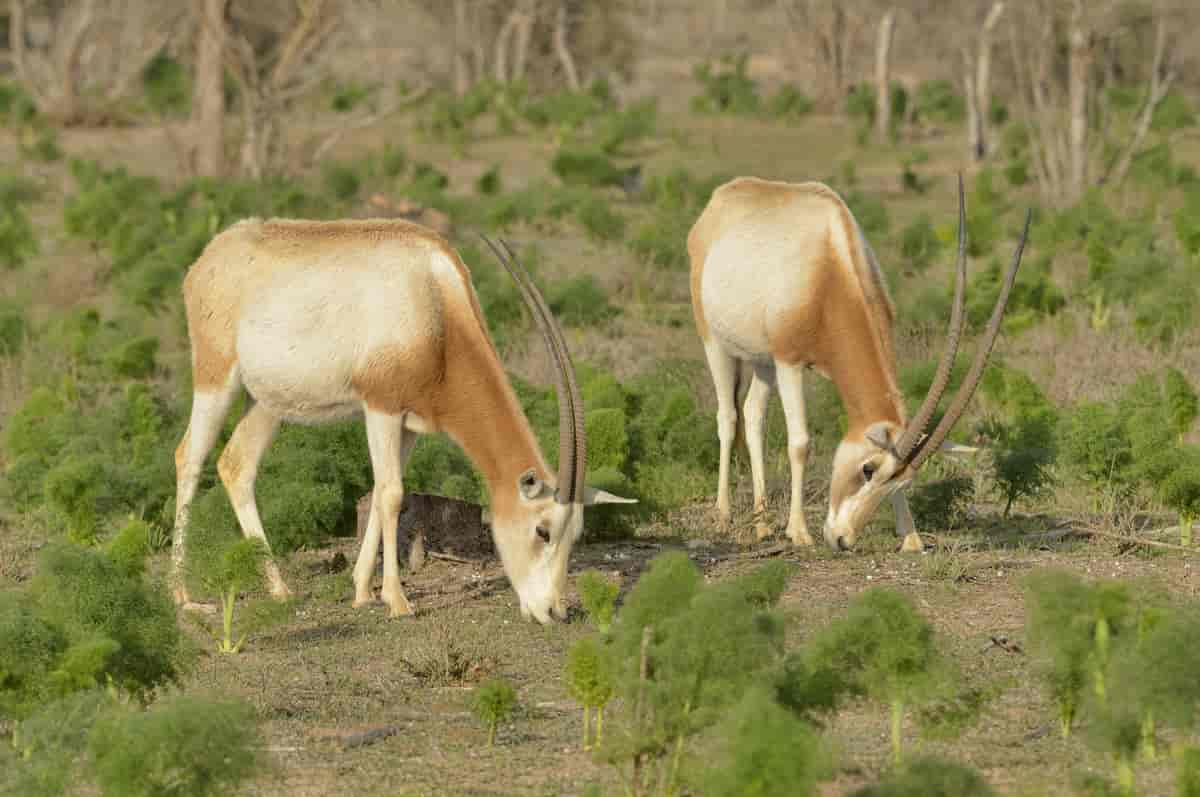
[498,239,587,504]
[481,235,584,504]
[905,208,1033,473]
[895,175,969,463]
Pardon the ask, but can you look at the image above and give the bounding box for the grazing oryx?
[173,219,633,622]
[689,176,1030,552]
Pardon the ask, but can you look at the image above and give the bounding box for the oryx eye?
[536,525,551,543]
[862,462,877,482]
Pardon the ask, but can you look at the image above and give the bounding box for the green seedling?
[1178,746,1200,797]
[472,679,518,747]
[577,570,620,633]
[208,539,269,654]
[565,636,615,749]
[803,588,950,765]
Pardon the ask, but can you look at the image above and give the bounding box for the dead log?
[356,491,492,573]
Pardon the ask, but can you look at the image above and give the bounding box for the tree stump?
[355,492,493,573]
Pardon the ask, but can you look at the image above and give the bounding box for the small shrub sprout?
[472,678,518,747]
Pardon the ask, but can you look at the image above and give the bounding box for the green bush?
[695,688,827,797]
[766,85,814,120]
[597,554,796,795]
[914,79,966,124]
[0,201,39,269]
[547,273,618,328]
[985,410,1057,516]
[0,298,27,354]
[1179,746,1200,797]
[141,51,191,117]
[1160,454,1200,547]
[322,160,362,201]
[472,679,518,746]
[330,80,371,113]
[103,335,159,379]
[565,636,615,748]
[804,588,954,764]
[577,570,620,633]
[851,756,997,797]
[690,53,760,116]
[574,195,625,242]
[898,213,942,272]
[908,477,975,531]
[90,695,259,797]
[595,97,658,155]
[552,147,626,188]
[1022,570,1156,739]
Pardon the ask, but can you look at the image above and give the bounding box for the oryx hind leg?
[743,364,775,541]
[702,340,739,529]
[217,400,289,598]
[173,370,242,609]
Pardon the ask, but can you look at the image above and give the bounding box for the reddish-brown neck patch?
[769,231,905,437]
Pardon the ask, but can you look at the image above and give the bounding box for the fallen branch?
[1080,525,1194,554]
[427,550,484,567]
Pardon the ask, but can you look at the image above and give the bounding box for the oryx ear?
[864,422,897,455]
[518,468,549,500]
[939,440,979,459]
[582,486,638,506]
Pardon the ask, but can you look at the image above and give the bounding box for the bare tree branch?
[553,0,580,90]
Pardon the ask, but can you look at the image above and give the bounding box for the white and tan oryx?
[689,176,1030,551]
[172,219,633,623]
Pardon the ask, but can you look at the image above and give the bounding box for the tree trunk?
[1105,15,1174,186]
[452,0,470,96]
[964,47,982,161]
[511,0,535,82]
[553,0,580,90]
[1067,2,1092,202]
[191,0,228,177]
[974,1,1005,159]
[493,7,521,82]
[874,9,896,141]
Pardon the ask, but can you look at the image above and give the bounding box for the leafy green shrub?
[695,688,827,797]
[104,518,152,576]
[1179,746,1200,797]
[1023,570,1152,738]
[472,679,518,746]
[630,169,727,272]
[141,51,191,117]
[595,97,658,155]
[322,160,361,201]
[1085,608,1200,794]
[1166,368,1199,442]
[765,85,814,120]
[195,534,269,654]
[26,541,181,700]
[0,297,27,354]
[574,195,625,242]
[1160,455,1200,547]
[330,80,371,113]
[90,695,259,797]
[0,79,38,125]
[690,53,760,116]
[898,213,942,272]
[984,410,1057,516]
[914,79,966,124]
[1151,89,1195,133]
[900,150,931,194]
[552,147,626,188]
[0,200,39,269]
[565,636,615,748]
[596,555,797,795]
[804,588,953,764]
[908,477,975,531]
[103,335,159,379]
[577,570,620,633]
[850,756,997,797]
[845,83,876,125]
